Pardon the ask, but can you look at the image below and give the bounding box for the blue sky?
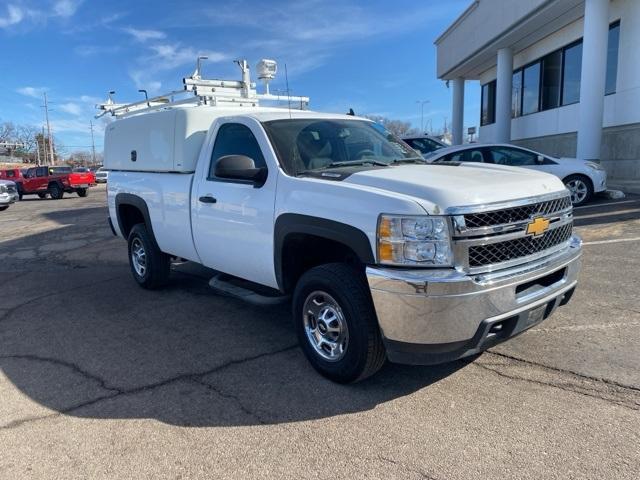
[0,0,479,154]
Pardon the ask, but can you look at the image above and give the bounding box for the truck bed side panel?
[107,171,200,262]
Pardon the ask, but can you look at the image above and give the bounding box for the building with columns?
[435,0,640,184]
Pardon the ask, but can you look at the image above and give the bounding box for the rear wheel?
[564,174,593,206]
[49,183,64,200]
[127,223,170,289]
[77,188,88,197]
[293,263,386,383]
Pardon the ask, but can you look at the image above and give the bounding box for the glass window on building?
[562,41,582,105]
[512,70,522,118]
[522,62,540,115]
[541,50,562,110]
[606,22,620,95]
[481,80,496,126]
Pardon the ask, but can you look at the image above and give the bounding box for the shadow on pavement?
[0,206,468,428]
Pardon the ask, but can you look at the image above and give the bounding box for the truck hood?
[343,163,566,214]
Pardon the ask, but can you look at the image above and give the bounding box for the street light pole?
[415,100,430,134]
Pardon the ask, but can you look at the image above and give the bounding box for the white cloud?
[0,4,24,28]
[58,102,82,116]
[123,27,166,42]
[17,86,48,98]
[53,0,83,18]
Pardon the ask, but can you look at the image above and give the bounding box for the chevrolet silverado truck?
[18,166,95,199]
[102,60,581,383]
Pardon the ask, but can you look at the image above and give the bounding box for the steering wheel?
[354,149,376,159]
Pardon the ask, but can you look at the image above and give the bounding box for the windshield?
[403,137,445,154]
[262,119,421,176]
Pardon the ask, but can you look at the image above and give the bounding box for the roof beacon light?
[256,59,277,95]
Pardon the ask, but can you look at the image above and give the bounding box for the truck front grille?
[6,185,16,193]
[463,196,572,229]
[468,222,573,268]
[451,193,574,273]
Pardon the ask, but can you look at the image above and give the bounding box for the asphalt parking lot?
[1,185,639,479]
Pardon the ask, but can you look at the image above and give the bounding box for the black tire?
[293,263,386,383]
[77,188,88,197]
[0,206,8,211]
[563,174,593,207]
[49,183,64,200]
[127,223,170,289]
[38,193,48,199]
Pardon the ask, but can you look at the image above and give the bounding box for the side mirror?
[536,154,545,164]
[214,155,267,186]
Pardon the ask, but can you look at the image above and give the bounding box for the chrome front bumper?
[366,235,582,365]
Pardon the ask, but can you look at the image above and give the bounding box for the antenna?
[284,63,291,119]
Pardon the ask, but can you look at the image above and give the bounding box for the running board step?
[208,274,289,306]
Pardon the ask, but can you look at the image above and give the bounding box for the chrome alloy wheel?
[131,238,147,277]
[566,178,588,204]
[303,291,349,362]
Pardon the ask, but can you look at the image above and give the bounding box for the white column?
[451,78,465,145]
[577,0,609,161]
[495,48,513,143]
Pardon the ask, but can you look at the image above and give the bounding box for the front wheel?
[127,223,170,289]
[564,174,593,206]
[0,206,8,211]
[77,188,88,197]
[293,263,386,383]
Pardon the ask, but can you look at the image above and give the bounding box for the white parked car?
[100,59,581,383]
[95,167,108,183]
[401,135,447,157]
[0,179,18,211]
[424,144,607,206]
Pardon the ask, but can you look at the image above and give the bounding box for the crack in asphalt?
[376,455,440,480]
[474,362,639,411]
[189,378,268,425]
[0,275,123,325]
[0,344,298,430]
[487,351,640,393]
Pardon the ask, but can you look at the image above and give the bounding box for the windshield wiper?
[326,159,389,167]
[390,157,427,165]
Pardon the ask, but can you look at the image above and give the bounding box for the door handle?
[198,195,217,204]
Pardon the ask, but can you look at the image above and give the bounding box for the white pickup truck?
[102,60,581,383]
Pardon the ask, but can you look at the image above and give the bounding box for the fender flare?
[114,193,157,241]
[274,213,375,291]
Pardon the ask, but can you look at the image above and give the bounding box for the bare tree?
[16,125,39,154]
[362,115,419,137]
[0,121,16,142]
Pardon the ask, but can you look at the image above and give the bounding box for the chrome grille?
[6,184,16,193]
[468,223,573,267]
[464,196,572,229]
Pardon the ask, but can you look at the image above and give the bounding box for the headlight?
[0,185,7,194]
[585,161,604,171]
[377,215,453,266]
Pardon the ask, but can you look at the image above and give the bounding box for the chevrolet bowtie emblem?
[526,216,550,236]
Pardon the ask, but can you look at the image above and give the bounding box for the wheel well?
[117,204,145,238]
[280,233,363,293]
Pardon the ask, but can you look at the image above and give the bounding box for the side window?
[209,123,266,179]
[489,147,537,166]
[445,149,485,163]
[6,170,14,178]
[36,167,47,177]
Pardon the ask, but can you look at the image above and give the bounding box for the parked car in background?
[0,179,18,211]
[95,167,108,183]
[401,135,447,158]
[425,144,607,206]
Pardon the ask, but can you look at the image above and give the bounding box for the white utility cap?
[256,59,277,80]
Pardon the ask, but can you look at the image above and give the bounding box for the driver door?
[191,118,279,289]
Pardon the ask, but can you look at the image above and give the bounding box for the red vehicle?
[9,166,96,199]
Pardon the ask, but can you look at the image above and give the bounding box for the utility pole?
[43,92,55,165]
[89,120,97,166]
[415,100,429,133]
